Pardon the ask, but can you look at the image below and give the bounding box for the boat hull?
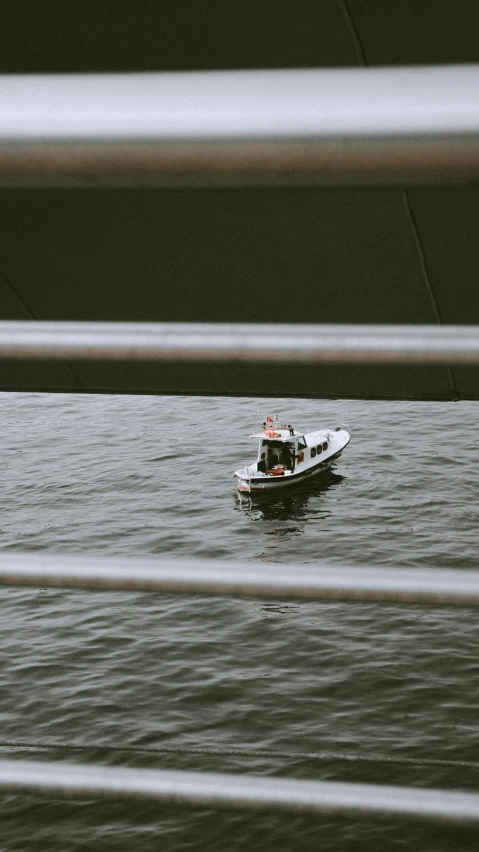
[236,447,344,493]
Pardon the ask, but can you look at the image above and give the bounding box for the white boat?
[234,419,350,493]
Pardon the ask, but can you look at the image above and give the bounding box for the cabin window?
[297,438,307,450]
[316,445,322,454]
[322,441,328,451]
[310,447,316,458]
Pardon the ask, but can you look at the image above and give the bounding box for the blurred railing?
[1,554,479,820]
[1,63,479,829]
[1,759,479,823]
[1,553,479,606]
[0,66,479,187]
[0,322,478,364]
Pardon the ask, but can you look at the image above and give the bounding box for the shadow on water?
[235,471,346,610]
[236,470,344,525]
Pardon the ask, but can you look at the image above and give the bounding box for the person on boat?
[282,443,293,470]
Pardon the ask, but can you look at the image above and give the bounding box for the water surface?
[0,394,477,851]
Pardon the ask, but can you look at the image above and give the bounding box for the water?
[0,393,478,851]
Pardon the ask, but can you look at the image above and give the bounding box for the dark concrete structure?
[0,2,478,399]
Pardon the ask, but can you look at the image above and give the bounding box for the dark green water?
[0,393,477,851]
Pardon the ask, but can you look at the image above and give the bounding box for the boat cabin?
[250,427,307,475]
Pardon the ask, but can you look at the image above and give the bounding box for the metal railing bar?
[0,66,479,185]
[0,322,479,365]
[3,67,479,141]
[1,553,479,606]
[0,759,478,823]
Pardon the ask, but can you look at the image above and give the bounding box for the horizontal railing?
[0,66,479,186]
[1,553,479,606]
[0,759,478,823]
[0,322,478,364]
[2,63,478,834]
[2,554,479,822]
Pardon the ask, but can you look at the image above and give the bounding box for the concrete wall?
[0,2,478,398]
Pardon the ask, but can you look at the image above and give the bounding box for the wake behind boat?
[234,418,350,493]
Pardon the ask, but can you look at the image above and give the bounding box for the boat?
[234,418,350,493]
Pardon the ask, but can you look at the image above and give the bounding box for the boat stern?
[234,464,257,492]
